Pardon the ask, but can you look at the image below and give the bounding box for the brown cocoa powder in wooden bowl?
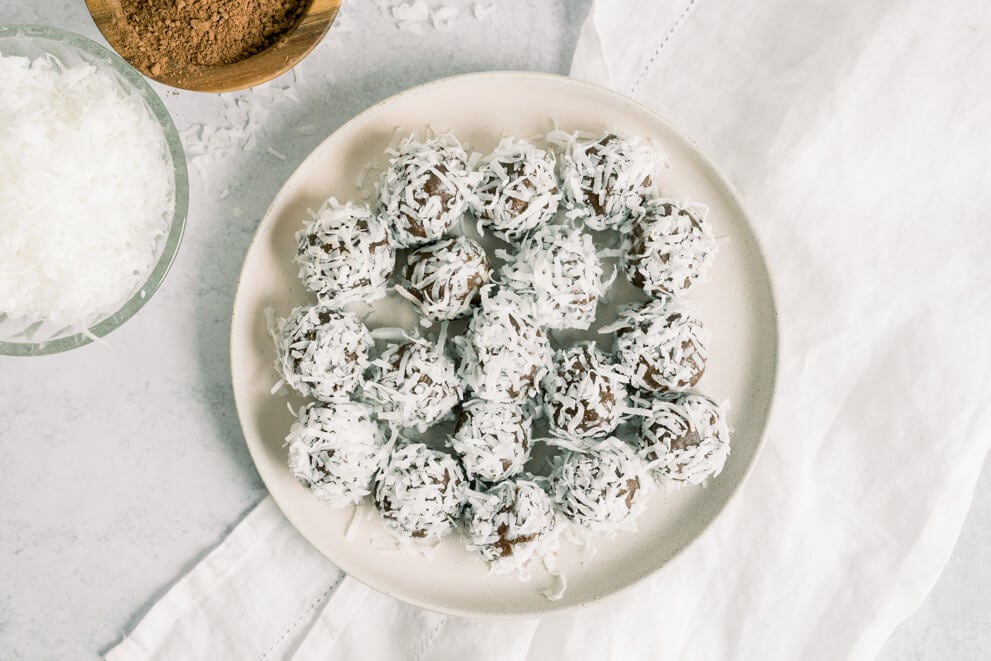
[85,0,340,92]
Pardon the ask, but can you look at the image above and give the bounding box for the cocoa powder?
[114,0,309,78]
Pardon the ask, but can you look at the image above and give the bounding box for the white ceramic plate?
[231,71,777,617]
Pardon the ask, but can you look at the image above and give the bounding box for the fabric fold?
[105,498,343,661]
[291,578,540,661]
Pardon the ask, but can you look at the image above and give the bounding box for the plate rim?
[229,70,780,619]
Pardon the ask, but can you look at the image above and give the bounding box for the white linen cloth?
[107,0,991,659]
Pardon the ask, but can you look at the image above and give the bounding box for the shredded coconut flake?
[431,6,460,31]
[473,3,496,20]
[541,569,567,601]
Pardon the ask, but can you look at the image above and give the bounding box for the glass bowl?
[0,24,188,356]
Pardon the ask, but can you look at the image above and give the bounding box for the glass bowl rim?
[0,24,189,357]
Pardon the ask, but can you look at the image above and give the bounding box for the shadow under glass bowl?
[0,24,188,357]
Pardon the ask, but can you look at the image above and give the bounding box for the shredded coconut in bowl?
[0,53,174,335]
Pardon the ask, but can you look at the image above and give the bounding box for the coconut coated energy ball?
[474,137,560,241]
[549,437,649,535]
[454,286,552,402]
[543,342,628,440]
[623,199,716,298]
[363,337,462,432]
[465,478,559,575]
[398,236,490,321]
[295,197,395,304]
[603,298,707,393]
[449,399,532,483]
[498,224,606,330]
[286,401,386,507]
[377,133,481,247]
[374,442,468,541]
[271,304,372,402]
[552,131,657,231]
[639,393,730,486]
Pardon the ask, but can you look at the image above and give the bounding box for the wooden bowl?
[84,0,340,92]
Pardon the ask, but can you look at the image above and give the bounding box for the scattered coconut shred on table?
[390,2,488,32]
[0,54,173,333]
